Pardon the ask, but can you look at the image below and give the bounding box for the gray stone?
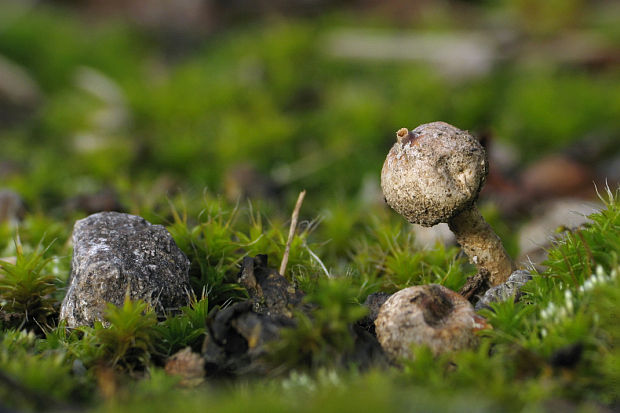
[0,55,41,106]
[475,270,532,311]
[363,292,392,324]
[0,190,24,225]
[60,212,191,327]
[518,199,602,269]
[0,55,41,127]
[412,223,456,250]
[358,291,392,336]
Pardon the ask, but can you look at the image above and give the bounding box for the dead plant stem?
[280,190,306,276]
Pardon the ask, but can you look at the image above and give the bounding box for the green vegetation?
[1,1,620,411]
[0,187,618,411]
[0,238,58,331]
[268,277,369,370]
[1,5,619,211]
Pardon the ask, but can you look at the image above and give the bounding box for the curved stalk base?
[448,207,515,286]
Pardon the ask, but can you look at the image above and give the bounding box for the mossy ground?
[1,2,620,412]
[1,187,619,412]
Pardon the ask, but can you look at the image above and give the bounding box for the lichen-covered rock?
[375,284,488,361]
[475,270,532,311]
[60,212,191,327]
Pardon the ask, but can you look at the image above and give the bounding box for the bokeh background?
[1,0,619,261]
[2,4,620,409]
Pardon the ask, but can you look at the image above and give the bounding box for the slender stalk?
[448,207,514,285]
[280,190,306,276]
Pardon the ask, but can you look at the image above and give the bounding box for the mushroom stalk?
[448,207,514,285]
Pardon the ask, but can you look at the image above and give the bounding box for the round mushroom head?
[381,121,488,227]
[375,284,488,361]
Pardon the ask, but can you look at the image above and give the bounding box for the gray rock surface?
[0,55,41,106]
[363,292,392,324]
[518,199,602,269]
[475,270,532,310]
[357,292,392,335]
[0,189,24,224]
[412,223,456,249]
[60,212,191,327]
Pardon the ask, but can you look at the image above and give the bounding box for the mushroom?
[375,284,488,360]
[381,121,514,285]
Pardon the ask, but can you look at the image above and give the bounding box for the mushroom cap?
[374,284,488,361]
[381,121,488,227]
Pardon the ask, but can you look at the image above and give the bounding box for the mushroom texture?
[375,284,488,361]
[381,121,515,285]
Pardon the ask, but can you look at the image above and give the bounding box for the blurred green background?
[1,0,619,216]
[1,3,620,411]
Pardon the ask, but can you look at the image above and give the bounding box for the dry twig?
[279,190,306,276]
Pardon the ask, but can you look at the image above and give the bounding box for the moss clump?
[0,187,617,412]
[0,238,58,331]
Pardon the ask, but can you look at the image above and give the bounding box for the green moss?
[1,3,619,410]
[0,187,618,411]
[2,6,618,212]
[0,238,58,331]
[268,278,368,369]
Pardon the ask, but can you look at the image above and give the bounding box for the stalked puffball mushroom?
[381,121,515,285]
[375,284,488,361]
